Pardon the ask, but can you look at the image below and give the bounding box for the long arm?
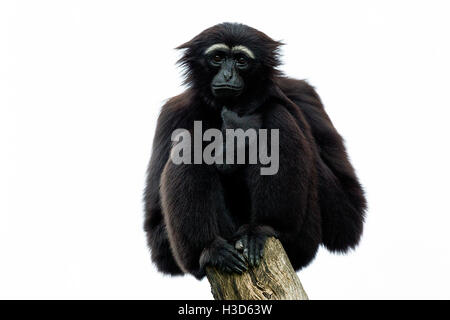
[143,95,191,275]
[279,78,367,252]
[148,95,247,278]
[228,101,322,270]
[161,156,250,278]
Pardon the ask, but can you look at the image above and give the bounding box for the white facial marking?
[232,45,255,59]
[204,43,230,55]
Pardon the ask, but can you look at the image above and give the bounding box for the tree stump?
[206,237,308,300]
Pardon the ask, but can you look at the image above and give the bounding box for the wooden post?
[206,237,308,300]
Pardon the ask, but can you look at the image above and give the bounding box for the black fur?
[144,23,366,279]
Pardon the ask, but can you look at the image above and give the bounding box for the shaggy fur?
[143,23,366,279]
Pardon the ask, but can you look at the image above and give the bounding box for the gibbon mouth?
[212,85,244,98]
[212,85,243,91]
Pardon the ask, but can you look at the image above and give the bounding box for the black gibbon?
[144,23,366,279]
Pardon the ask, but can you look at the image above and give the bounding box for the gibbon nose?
[221,60,235,82]
[223,68,233,81]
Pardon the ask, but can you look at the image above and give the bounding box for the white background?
[1,0,449,299]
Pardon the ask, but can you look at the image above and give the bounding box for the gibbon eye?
[237,57,247,64]
[213,54,223,63]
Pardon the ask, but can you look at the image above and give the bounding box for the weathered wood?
[206,237,308,300]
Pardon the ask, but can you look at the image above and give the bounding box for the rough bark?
[206,237,308,300]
